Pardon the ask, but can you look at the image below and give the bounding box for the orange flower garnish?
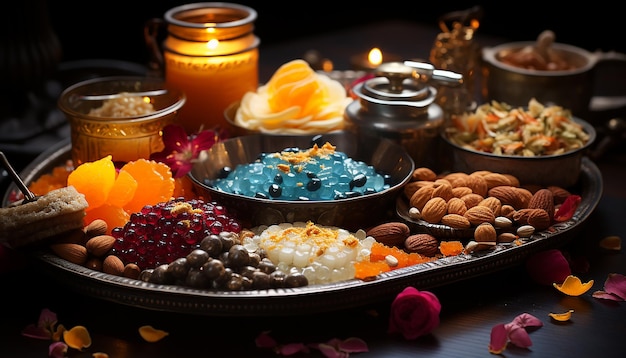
[62,325,92,350]
[553,275,594,296]
[599,236,622,251]
[139,325,169,342]
[548,309,574,321]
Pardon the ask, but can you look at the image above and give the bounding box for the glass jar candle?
[58,76,186,166]
[159,2,259,135]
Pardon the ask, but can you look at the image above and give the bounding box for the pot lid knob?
[404,60,464,87]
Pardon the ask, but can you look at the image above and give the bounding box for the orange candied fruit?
[28,161,73,196]
[119,159,175,213]
[354,241,435,280]
[440,241,464,256]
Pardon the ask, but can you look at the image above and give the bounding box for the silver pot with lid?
[345,61,463,170]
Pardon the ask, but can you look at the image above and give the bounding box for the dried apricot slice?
[120,159,175,213]
[67,155,116,209]
[84,205,130,234]
[440,241,464,256]
[107,170,138,208]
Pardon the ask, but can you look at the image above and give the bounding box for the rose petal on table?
[510,313,543,328]
[525,249,571,286]
[278,342,309,355]
[602,273,626,300]
[548,309,574,321]
[553,275,594,296]
[488,323,508,354]
[255,331,277,349]
[48,341,67,358]
[506,324,533,348]
[336,337,369,353]
[592,290,623,301]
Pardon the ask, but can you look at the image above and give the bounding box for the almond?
[488,186,524,209]
[50,243,88,265]
[478,196,502,217]
[527,208,552,231]
[528,188,555,221]
[547,186,571,204]
[464,205,495,226]
[103,255,125,276]
[497,232,518,243]
[441,213,471,229]
[516,187,533,208]
[465,174,488,197]
[447,197,467,215]
[482,172,513,189]
[503,174,520,187]
[452,186,473,198]
[409,185,435,211]
[403,180,432,199]
[404,234,439,256]
[85,234,116,257]
[443,172,469,187]
[411,167,437,181]
[124,263,142,279]
[84,219,108,238]
[431,182,454,202]
[474,222,497,242]
[366,222,410,247]
[421,197,448,223]
[460,193,484,209]
[500,204,516,218]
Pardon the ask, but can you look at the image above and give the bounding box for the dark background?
[44,1,624,67]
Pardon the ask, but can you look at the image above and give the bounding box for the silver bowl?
[440,116,596,188]
[188,132,414,231]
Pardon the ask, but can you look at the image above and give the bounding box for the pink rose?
[388,286,441,340]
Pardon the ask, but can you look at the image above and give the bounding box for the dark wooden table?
[2,20,626,358]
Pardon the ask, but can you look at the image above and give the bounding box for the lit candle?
[161,3,260,134]
[351,48,401,71]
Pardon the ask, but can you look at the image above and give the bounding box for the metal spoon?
[73,89,168,101]
[0,151,37,203]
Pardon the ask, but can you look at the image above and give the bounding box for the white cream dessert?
[233,59,352,134]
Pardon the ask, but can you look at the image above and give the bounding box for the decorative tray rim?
[2,139,603,317]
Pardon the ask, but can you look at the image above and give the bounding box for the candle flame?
[368,48,383,66]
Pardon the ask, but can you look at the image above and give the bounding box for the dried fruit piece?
[139,325,169,342]
[63,325,92,350]
[439,241,463,256]
[548,309,574,322]
[599,236,621,251]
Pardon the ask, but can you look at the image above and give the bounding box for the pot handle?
[590,50,626,112]
[144,18,165,77]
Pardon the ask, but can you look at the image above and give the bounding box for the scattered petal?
[553,195,581,222]
[317,343,347,358]
[488,323,508,354]
[592,290,623,301]
[138,325,169,342]
[255,331,278,349]
[602,273,626,300]
[599,236,622,251]
[548,309,574,321]
[21,324,52,340]
[63,326,92,350]
[336,337,369,353]
[553,275,594,296]
[506,324,533,348]
[52,324,66,342]
[510,313,543,328]
[278,342,309,356]
[38,308,58,333]
[48,341,68,358]
[525,249,571,286]
[92,352,110,358]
